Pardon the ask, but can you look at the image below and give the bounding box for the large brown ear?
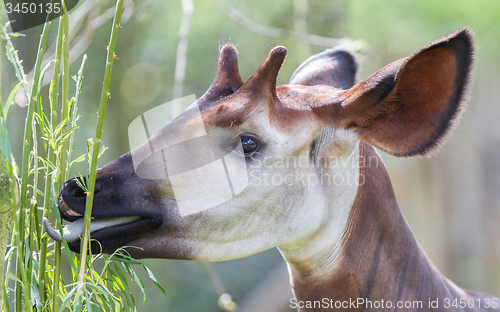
[197,44,244,105]
[290,48,358,89]
[339,28,473,157]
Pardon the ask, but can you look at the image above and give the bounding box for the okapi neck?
[288,142,472,311]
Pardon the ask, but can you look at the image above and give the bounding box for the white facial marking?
[170,125,361,272]
[277,129,360,276]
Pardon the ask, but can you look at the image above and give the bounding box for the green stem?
[39,154,53,305]
[25,120,39,307]
[49,6,63,129]
[66,55,87,181]
[59,0,70,185]
[78,0,124,287]
[53,4,72,309]
[38,9,64,309]
[38,236,47,304]
[52,241,61,310]
[16,16,51,312]
[2,286,10,312]
[52,3,71,310]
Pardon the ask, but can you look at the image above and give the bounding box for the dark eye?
[239,135,259,156]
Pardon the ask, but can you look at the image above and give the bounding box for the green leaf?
[86,138,93,153]
[113,297,122,312]
[143,265,170,297]
[86,282,114,296]
[31,278,43,309]
[111,248,142,265]
[6,271,23,285]
[111,274,132,309]
[129,266,146,303]
[75,173,88,192]
[85,290,94,312]
[114,255,141,265]
[70,154,86,167]
[8,32,25,38]
[0,122,13,163]
[4,245,16,262]
[62,285,80,312]
[113,278,126,297]
[112,263,131,295]
[66,285,82,312]
[98,146,108,159]
[2,82,22,119]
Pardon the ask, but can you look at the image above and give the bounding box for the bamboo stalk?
[15,14,52,312]
[37,8,63,309]
[75,0,124,304]
[59,0,71,186]
[51,1,72,308]
[25,119,39,308]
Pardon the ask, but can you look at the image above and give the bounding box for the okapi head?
[46,28,472,272]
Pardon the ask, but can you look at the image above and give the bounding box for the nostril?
[70,187,84,197]
[65,178,87,198]
[64,178,104,198]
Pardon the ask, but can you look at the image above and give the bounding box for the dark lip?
[58,197,84,222]
[67,217,162,254]
[58,197,162,254]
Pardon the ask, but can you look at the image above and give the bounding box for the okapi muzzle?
[44,28,498,312]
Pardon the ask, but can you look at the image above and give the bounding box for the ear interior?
[290,48,358,89]
[340,28,473,157]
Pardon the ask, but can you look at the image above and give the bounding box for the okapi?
[45,28,500,311]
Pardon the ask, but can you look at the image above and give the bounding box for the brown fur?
[290,143,499,311]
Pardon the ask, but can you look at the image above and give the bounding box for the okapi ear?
[198,44,244,105]
[290,48,358,89]
[339,28,473,157]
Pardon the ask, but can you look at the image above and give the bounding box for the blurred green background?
[3,0,500,311]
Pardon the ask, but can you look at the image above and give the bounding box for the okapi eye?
[239,135,259,156]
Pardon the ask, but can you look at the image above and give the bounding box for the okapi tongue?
[43,216,141,243]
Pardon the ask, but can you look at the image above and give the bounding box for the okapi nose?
[63,178,103,198]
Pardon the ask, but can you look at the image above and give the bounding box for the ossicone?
[198,43,244,105]
[239,46,287,99]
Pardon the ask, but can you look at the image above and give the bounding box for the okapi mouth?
[43,197,163,254]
